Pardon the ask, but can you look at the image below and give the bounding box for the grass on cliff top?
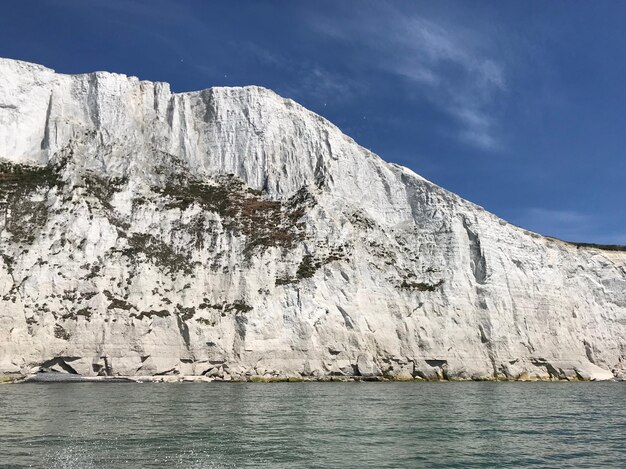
[568,242,626,252]
[551,238,626,252]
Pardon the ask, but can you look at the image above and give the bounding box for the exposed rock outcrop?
[0,58,625,381]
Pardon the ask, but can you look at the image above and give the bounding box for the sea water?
[1,382,624,468]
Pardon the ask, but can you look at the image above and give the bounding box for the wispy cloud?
[514,207,591,241]
[240,42,361,104]
[514,207,626,245]
[523,208,590,226]
[309,4,506,150]
[45,0,506,149]
[286,66,359,104]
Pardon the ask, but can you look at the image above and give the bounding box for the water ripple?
[0,382,624,468]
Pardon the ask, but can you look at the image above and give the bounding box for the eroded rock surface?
[0,58,625,381]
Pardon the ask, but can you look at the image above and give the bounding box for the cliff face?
[0,58,624,381]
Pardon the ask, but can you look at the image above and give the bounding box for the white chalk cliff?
[0,58,624,381]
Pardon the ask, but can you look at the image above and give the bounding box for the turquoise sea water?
[1,382,624,468]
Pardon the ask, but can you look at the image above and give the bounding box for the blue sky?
[1,0,625,244]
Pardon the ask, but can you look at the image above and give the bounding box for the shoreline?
[1,373,623,384]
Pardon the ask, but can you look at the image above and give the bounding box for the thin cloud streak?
[241,42,362,104]
[514,208,625,245]
[524,208,590,225]
[309,4,506,150]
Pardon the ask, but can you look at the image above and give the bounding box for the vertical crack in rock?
[175,314,191,349]
[87,72,101,128]
[233,315,248,360]
[584,340,596,364]
[400,172,426,225]
[199,88,217,123]
[336,305,356,330]
[462,217,487,284]
[478,322,499,378]
[478,324,490,344]
[41,91,53,150]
